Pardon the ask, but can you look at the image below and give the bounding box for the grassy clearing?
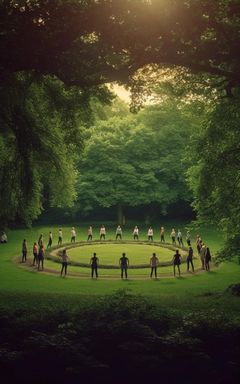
[0,222,239,318]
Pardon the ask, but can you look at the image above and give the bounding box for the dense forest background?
[0,0,240,256]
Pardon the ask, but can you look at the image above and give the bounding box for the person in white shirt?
[0,232,7,243]
[133,226,139,240]
[87,226,93,241]
[170,228,176,244]
[71,227,76,243]
[148,227,153,241]
[58,228,63,245]
[116,225,122,240]
[177,230,183,246]
[100,225,106,240]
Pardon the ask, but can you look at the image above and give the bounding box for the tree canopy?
[76,101,193,223]
[0,0,240,95]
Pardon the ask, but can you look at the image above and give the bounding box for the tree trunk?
[117,204,124,225]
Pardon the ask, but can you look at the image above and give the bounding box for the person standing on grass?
[160,227,165,242]
[147,226,153,241]
[60,248,68,277]
[186,246,194,272]
[38,244,45,270]
[177,229,184,246]
[116,225,122,240]
[58,228,63,245]
[47,231,53,249]
[87,226,93,241]
[22,239,27,263]
[133,226,139,240]
[90,252,99,279]
[71,227,76,243]
[150,253,159,278]
[100,225,106,240]
[205,247,212,271]
[32,242,38,266]
[171,228,176,244]
[200,243,207,269]
[186,231,191,246]
[0,232,7,243]
[196,235,202,255]
[38,233,43,247]
[119,252,129,279]
[172,249,181,277]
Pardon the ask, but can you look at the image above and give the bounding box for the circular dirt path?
[15,240,209,280]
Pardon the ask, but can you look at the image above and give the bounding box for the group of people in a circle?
[19,225,212,277]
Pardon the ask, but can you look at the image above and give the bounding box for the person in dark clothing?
[58,228,63,245]
[172,249,181,277]
[205,247,212,271]
[119,252,129,279]
[90,252,99,278]
[38,244,45,270]
[38,234,43,247]
[47,231,53,249]
[22,239,27,263]
[60,248,68,277]
[32,242,38,266]
[187,246,194,272]
[150,253,159,278]
[186,231,191,246]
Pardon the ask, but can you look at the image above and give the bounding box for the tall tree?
[76,102,193,223]
[0,73,112,226]
[186,95,240,257]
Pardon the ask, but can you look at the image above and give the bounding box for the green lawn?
[0,223,239,310]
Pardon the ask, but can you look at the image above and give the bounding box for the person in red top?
[32,242,38,266]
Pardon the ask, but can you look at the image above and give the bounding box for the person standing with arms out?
[170,228,176,244]
[133,226,139,240]
[60,248,68,277]
[47,231,53,249]
[177,229,184,247]
[90,252,99,279]
[100,225,106,240]
[22,239,27,263]
[186,246,194,272]
[38,244,45,270]
[32,242,38,266]
[87,226,93,241]
[150,253,159,279]
[116,225,122,240]
[71,227,76,243]
[186,231,191,246]
[160,227,165,242]
[38,233,43,247]
[58,228,63,245]
[148,226,153,241]
[172,249,181,277]
[205,246,212,271]
[119,252,129,279]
